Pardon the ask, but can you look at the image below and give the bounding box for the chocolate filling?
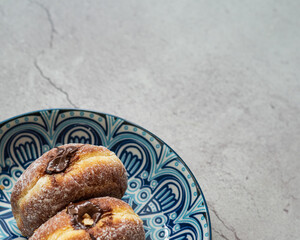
[46,146,79,174]
[67,201,110,229]
[89,233,97,240]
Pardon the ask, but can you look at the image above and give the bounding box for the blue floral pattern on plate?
[0,109,211,240]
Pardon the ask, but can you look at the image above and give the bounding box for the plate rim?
[0,107,212,239]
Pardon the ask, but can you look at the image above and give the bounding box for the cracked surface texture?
[0,0,299,239]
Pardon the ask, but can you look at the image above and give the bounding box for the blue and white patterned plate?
[0,109,211,240]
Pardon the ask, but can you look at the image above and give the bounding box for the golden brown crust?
[29,197,145,240]
[11,144,128,237]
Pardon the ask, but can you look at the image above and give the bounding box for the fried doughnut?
[11,144,128,237]
[29,197,145,240]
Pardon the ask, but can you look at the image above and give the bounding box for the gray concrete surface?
[0,0,299,239]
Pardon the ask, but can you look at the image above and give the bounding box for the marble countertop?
[0,0,299,239]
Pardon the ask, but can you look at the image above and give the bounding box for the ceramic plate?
[0,109,211,240]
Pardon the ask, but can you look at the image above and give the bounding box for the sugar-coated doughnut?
[29,197,145,240]
[11,144,128,237]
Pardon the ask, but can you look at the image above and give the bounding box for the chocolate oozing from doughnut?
[67,201,112,230]
[45,146,79,174]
